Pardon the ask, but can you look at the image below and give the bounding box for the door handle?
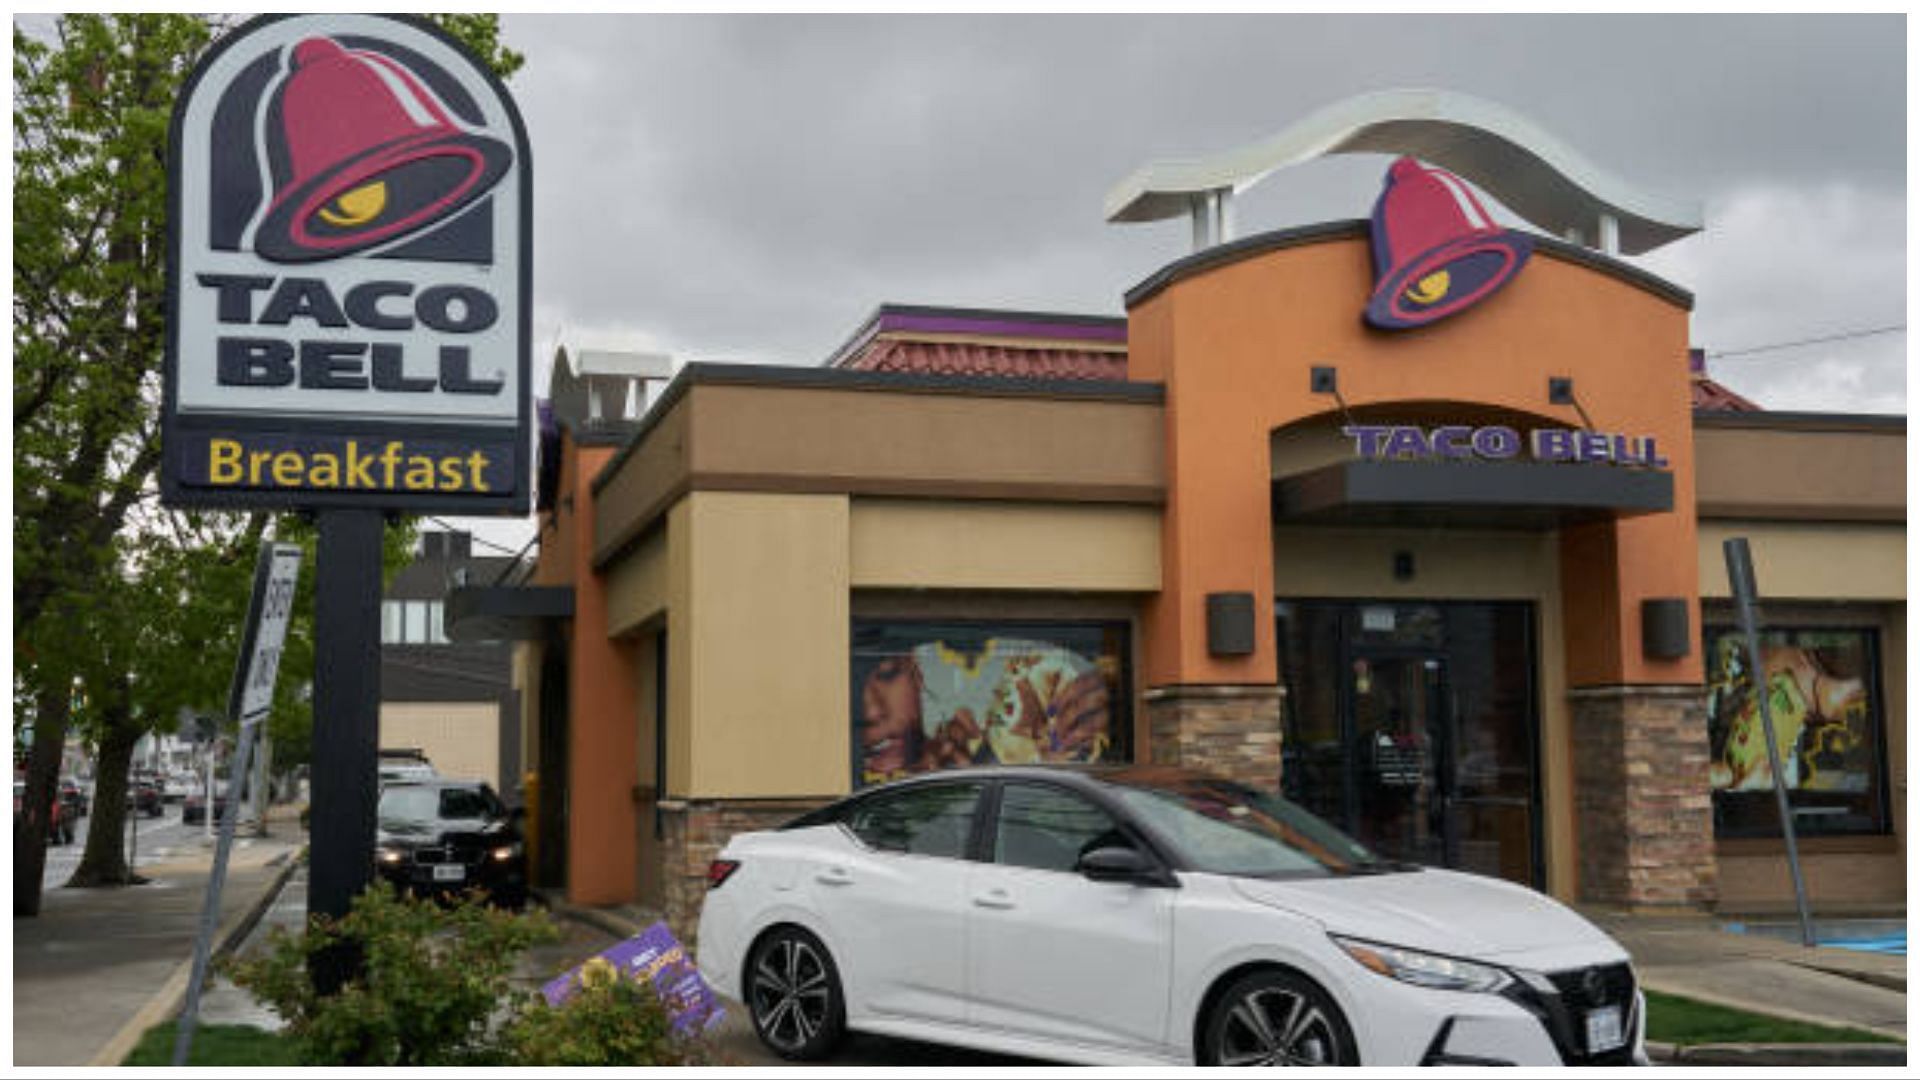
[972,888,1015,910]
[815,866,853,886]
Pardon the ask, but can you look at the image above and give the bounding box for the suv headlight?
[376,847,404,866]
[1331,935,1513,994]
[491,841,524,862]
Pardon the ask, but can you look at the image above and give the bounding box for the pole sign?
[163,14,531,514]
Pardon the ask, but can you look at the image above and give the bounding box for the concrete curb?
[542,893,650,941]
[1649,1041,1908,1066]
[85,849,302,1067]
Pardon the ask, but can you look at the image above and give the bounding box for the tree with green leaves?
[13,14,524,915]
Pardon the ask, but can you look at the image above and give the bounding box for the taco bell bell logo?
[1364,157,1533,330]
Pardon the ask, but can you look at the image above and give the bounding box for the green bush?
[500,975,717,1066]
[223,882,558,1066]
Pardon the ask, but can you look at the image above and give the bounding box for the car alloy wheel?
[746,927,845,1060]
[1203,970,1356,1066]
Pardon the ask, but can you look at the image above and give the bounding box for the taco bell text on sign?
[163,14,531,514]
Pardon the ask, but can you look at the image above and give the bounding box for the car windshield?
[1108,775,1399,879]
[378,785,499,827]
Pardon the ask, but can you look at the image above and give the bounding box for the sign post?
[173,542,303,1066]
[1723,537,1815,947]
[163,13,532,1000]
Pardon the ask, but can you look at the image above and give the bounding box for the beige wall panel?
[1270,527,1575,900]
[1695,424,1904,520]
[684,491,851,798]
[634,632,665,909]
[593,401,691,560]
[1717,848,1904,911]
[850,499,1161,592]
[666,498,693,798]
[380,702,501,789]
[606,524,669,637]
[1696,521,1905,601]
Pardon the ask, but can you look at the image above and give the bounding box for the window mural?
[1705,627,1887,837]
[852,621,1130,787]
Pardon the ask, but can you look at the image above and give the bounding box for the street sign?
[236,544,303,725]
[162,14,532,515]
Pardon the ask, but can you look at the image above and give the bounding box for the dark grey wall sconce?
[1206,592,1257,656]
[1642,597,1691,660]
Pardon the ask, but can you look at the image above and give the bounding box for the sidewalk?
[11,815,305,1067]
[1589,910,1908,1041]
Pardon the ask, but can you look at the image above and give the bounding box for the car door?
[804,780,983,1025]
[966,781,1176,1055]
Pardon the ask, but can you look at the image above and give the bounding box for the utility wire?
[1708,324,1905,362]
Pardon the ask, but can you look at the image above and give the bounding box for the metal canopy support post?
[309,509,386,992]
[1723,537,1815,947]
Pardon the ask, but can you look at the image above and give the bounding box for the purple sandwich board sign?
[542,921,725,1036]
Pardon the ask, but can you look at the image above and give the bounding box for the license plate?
[432,863,465,883]
[1584,1005,1625,1053]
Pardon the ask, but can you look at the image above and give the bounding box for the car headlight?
[376,847,404,865]
[491,842,523,862]
[1331,935,1513,994]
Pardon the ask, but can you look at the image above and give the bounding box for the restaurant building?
[456,92,1905,939]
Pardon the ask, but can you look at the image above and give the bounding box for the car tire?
[1199,968,1359,1066]
[745,926,847,1061]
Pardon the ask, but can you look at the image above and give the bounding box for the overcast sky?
[357,15,1911,551]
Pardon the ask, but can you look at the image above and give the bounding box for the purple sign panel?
[1343,424,1669,469]
[541,921,725,1036]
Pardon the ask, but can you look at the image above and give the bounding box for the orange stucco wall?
[1128,232,1702,691]
[548,439,642,905]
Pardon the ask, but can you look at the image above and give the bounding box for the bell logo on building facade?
[1363,156,1534,330]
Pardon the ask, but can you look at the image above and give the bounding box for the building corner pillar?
[1569,685,1718,910]
[1145,684,1285,792]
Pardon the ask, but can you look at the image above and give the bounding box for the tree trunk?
[67,699,143,888]
[14,681,70,916]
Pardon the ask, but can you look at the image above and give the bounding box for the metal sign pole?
[173,542,302,1066]
[307,509,385,995]
[1723,538,1815,947]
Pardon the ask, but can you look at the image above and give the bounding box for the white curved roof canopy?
[1105,88,1702,256]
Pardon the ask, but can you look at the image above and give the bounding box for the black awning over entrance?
[445,584,574,643]
[1274,459,1673,529]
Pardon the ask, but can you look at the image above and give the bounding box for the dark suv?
[374,780,527,908]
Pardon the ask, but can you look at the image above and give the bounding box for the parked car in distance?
[182,781,229,825]
[126,777,164,818]
[163,772,195,803]
[697,765,1645,1067]
[374,779,526,909]
[15,780,74,845]
[377,749,438,787]
[59,777,90,818]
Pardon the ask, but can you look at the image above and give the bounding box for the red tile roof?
[1690,375,1762,412]
[845,338,1127,381]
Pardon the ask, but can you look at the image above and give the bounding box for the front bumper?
[1349,960,1645,1066]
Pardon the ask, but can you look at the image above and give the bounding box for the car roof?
[380,778,485,790]
[846,762,1235,800]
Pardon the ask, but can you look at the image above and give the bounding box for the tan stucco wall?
[606,524,669,637]
[1270,526,1575,901]
[680,491,851,798]
[1694,421,1904,521]
[850,498,1161,592]
[1697,520,1906,601]
[380,702,502,789]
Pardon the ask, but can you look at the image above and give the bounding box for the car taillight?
[706,859,740,890]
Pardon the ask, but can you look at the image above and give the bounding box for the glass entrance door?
[1279,601,1542,888]
[1349,652,1447,868]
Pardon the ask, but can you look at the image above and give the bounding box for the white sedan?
[696,765,1645,1066]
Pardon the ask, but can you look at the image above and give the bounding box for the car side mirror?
[1076,845,1168,886]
